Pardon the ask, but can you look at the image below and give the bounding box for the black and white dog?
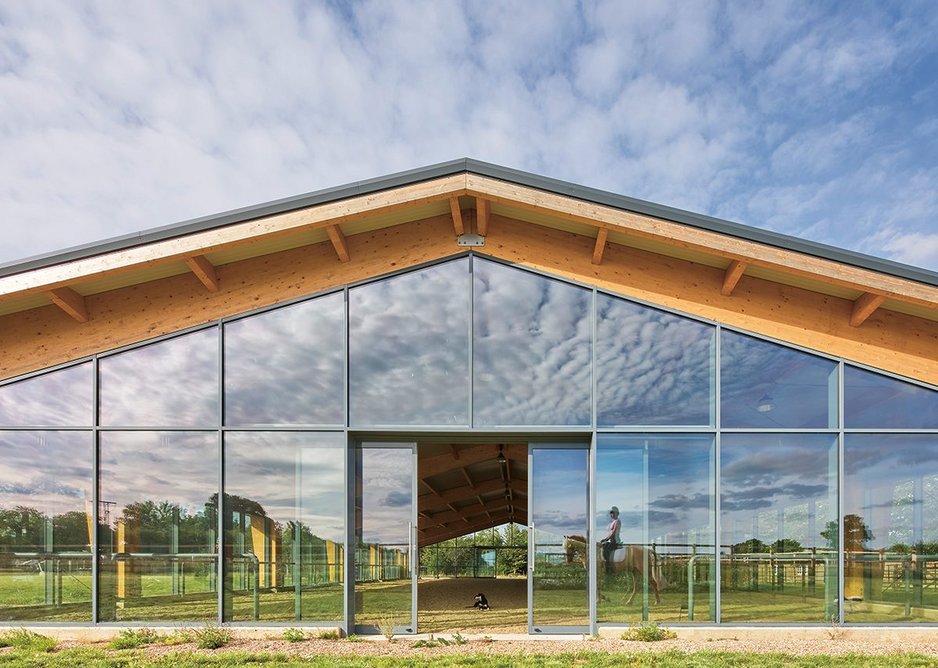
[470,592,490,610]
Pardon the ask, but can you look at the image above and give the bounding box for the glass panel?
[596,295,714,426]
[99,329,219,427]
[98,432,218,621]
[845,434,938,622]
[474,259,591,426]
[356,447,414,631]
[721,331,838,429]
[223,432,345,622]
[845,366,938,429]
[596,434,715,623]
[0,431,92,621]
[0,363,92,427]
[720,433,838,622]
[224,294,345,426]
[349,259,469,426]
[531,447,589,629]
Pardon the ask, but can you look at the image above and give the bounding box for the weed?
[344,634,364,642]
[378,616,401,641]
[163,627,196,645]
[318,630,340,640]
[282,628,306,643]
[451,631,468,646]
[413,634,455,648]
[109,627,162,650]
[621,621,676,642]
[191,625,233,650]
[0,628,57,652]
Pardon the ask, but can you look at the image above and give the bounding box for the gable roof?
[1,158,937,387]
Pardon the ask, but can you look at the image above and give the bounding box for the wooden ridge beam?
[47,287,89,323]
[449,197,465,235]
[851,292,886,327]
[476,197,490,236]
[591,228,608,265]
[325,224,350,263]
[721,260,747,296]
[184,255,220,292]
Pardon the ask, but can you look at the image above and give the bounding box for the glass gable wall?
[0,253,936,627]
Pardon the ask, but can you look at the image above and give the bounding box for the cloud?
[0,1,936,278]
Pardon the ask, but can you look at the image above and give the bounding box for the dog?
[469,592,490,610]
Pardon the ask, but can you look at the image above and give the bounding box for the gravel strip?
[86,635,938,659]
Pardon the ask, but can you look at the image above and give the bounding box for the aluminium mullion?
[91,356,99,624]
[217,324,225,624]
[468,253,474,429]
[714,325,722,624]
[838,361,845,624]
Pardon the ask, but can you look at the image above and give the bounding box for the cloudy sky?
[1,1,937,270]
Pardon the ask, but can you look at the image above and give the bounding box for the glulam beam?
[592,228,608,265]
[184,255,220,292]
[476,197,490,235]
[721,260,747,296]
[850,292,886,327]
[449,197,465,235]
[48,287,89,322]
[326,224,350,263]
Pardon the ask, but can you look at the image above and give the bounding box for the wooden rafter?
[326,224,350,263]
[421,512,525,546]
[851,292,886,327]
[184,255,219,292]
[591,228,608,265]
[418,478,525,507]
[48,287,88,323]
[449,197,465,235]
[721,260,747,296]
[476,197,490,236]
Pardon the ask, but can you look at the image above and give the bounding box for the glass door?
[354,442,417,634]
[528,443,590,633]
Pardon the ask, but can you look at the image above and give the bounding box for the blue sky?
[1,1,936,270]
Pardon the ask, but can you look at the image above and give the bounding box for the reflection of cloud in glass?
[225,293,344,425]
[532,449,588,537]
[474,259,591,426]
[99,432,217,524]
[360,448,412,546]
[99,329,219,427]
[721,331,836,428]
[0,431,92,514]
[0,362,93,426]
[845,434,938,550]
[596,295,714,426]
[349,259,469,425]
[844,365,938,429]
[721,434,836,548]
[596,435,713,549]
[224,432,344,543]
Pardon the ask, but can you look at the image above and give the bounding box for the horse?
[563,534,667,605]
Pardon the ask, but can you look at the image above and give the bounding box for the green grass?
[0,628,57,652]
[0,648,937,667]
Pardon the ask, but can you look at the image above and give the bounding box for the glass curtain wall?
[223,432,345,622]
[595,434,715,624]
[0,254,938,626]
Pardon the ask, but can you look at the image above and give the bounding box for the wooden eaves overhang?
[1,158,937,385]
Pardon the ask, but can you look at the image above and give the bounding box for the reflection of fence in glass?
[419,545,526,578]
[356,544,410,582]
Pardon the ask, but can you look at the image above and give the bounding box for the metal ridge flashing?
[2,157,937,290]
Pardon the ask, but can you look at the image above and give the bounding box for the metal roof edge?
[2,157,937,290]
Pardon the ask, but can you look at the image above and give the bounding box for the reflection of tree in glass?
[821,514,873,551]
[0,505,91,551]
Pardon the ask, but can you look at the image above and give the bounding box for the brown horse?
[563,535,667,605]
